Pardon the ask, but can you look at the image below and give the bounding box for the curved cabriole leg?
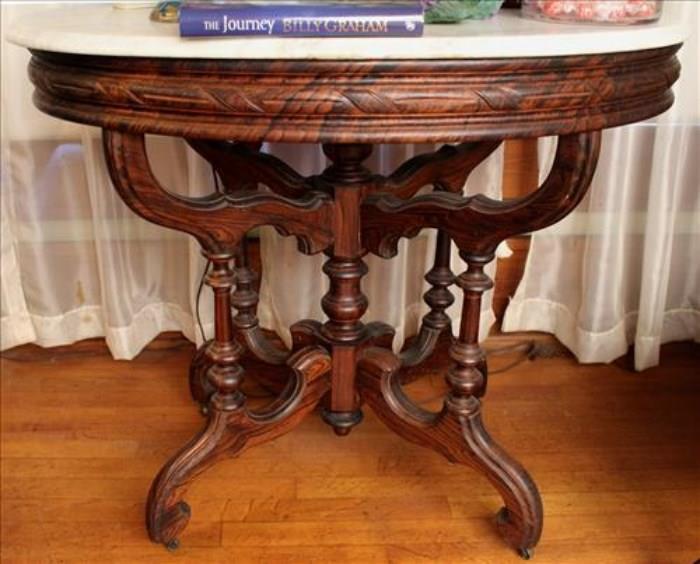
[358,255,542,557]
[147,255,331,548]
[355,133,603,558]
[148,345,330,548]
[102,130,337,550]
[359,357,541,557]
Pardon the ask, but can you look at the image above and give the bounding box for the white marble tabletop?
[7,2,688,60]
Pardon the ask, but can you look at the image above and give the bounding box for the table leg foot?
[165,537,181,552]
[359,347,542,556]
[497,509,537,559]
[321,407,363,436]
[147,345,331,549]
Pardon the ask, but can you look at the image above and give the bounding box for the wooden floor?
[1,338,699,564]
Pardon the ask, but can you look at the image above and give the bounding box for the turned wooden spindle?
[231,239,258,333]
[424,230,456,334]
[319,143,373,436]
[205,254,245,412]
[400,227,456,367]
[446,253,492,408]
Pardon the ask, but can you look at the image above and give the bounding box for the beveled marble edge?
[7,2,689,60]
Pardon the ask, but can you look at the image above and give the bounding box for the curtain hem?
[0,302,207,360]
[502,297,699,370]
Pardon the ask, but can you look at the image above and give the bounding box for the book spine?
[180,8,423,38]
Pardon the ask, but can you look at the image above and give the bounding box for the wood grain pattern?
[148,346,331,548]
[22,44,684,559]
[3,341,698,563]
[29,47,680,143]
[104,131,334,256]
[362,132,601,259]
[359,347,542,558]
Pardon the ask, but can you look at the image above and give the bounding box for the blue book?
[179,1,424,38]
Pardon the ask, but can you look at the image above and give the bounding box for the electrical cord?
[413,339,552,406]
[195,259,211,344]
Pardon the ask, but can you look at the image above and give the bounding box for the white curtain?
[503,1,700,370]
[1,3,502,360]
[2,3,697,370]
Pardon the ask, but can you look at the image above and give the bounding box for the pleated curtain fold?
[2,3,697,369]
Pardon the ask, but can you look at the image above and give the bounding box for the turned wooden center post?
[320,143,373,435]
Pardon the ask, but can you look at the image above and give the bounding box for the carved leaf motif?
[205,88,266,114]
[338,89,401,114]
[474,86,524,111]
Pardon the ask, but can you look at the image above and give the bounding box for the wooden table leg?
[104,128,598,556]
[147,255,331,549]
[358,254,543,557]
[318,144,373,436]
[103,130,335,549]
[359,132,601,558]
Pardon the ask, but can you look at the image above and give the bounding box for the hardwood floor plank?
[2,341,698,562]
[220,514,698,547]
[295,469,700,499]
[224,496,453,523]
[1,476,297,501]
[449,490,700,517]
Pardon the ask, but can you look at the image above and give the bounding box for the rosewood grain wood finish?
[26,46,681,559]
[29,47,680,143]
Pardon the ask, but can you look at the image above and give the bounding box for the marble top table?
[8,3,688,59]
[9,4,685,559]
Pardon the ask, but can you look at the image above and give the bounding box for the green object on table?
[151,0,181,23]
[424,0,505,23]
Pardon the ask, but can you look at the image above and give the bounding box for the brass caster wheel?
[166,538,180,552]
[518,548,534,560]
